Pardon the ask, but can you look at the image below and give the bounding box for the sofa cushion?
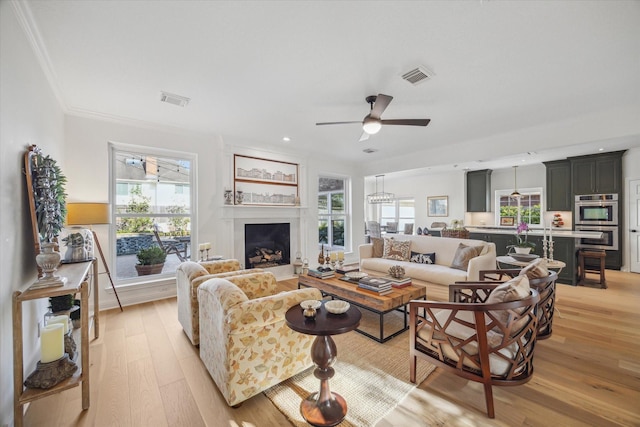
[450,243,483,271]
[371,237,384,258]
[519,257,548,279]
[383,238,411,261]
[410,251,436,264]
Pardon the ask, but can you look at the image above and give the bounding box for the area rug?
[264,310,435,427]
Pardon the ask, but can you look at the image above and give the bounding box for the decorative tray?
[344,271,368,280]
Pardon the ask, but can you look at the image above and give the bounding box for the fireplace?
[244,223,291,269]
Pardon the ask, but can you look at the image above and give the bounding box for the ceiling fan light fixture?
[362,117,382,135]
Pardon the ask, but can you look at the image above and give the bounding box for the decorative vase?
[235,190,243,205]
[514,247,532,254]
[60,226,93,262]
[224,190,233,205]
[33,242,65,288]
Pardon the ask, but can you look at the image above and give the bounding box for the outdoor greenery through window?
[496,188,542,226]
[111,145,195,281]
[318,176,348,250]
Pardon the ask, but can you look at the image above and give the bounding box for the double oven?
[574,194,618,250]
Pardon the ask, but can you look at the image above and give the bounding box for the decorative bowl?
[511,254,540,262]
[345,271,368,280]
[325,300,350,314]
[300,300,322,310]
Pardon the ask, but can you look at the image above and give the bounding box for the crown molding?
[10,0,68,112]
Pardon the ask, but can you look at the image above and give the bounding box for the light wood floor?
[24,270,640,426]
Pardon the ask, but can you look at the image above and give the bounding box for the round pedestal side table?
[285,302,361,427]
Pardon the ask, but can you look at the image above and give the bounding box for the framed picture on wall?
[427,196,448,217]
[233,154,299,205]
[500,216,516,226]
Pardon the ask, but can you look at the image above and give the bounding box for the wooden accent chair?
[409,278,540,418]
[479,269,558,339]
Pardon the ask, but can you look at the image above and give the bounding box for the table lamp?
[65,203,123,311]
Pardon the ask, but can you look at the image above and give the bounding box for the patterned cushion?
[371,237,384,258]
[410,251,436,264]
[450,243,483,271]
[486,275,531,330]
[383,237,411,261]
[519,257,548,279]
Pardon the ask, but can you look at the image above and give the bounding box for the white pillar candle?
[204,242,212,250]
[330,252,337,262]
[337,251,344,261]
[549,224,553,243]
[198,244,205,251]
[41,323,64,363]
[543,223,547,243]
[47,314,69,334]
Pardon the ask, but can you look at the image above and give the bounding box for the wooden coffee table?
[298,274,426,343]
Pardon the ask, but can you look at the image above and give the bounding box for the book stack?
[307,268,335,279]
[335,264,360,275]
[358,276,392,296]
[382,275,412,288]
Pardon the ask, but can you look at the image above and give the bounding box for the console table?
[12,260,99,427]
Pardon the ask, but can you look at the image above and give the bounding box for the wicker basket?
[441,228,469,239]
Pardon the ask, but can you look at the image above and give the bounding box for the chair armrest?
[177,261,209,282]
[479,269,520,281]
[199,278,250,313]
[227,287,323,333]
[448,282,501,303]
[200,259,241,274]
[224,271,278,300]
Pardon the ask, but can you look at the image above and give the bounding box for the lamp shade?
[66,203,110,225]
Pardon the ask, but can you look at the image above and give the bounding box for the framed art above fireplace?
[234,155,299,206]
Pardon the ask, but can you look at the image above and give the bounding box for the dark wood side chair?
[153,224,187,262]
[479,269,558,339]
[409,284,540,418]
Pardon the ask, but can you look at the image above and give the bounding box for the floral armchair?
[198,271,322,406]
[176,259,262,345]
[409,275,540,418]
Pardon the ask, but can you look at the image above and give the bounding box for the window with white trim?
[318,176,350,250]
[379,198,415,232]
[495,188,542,226]
[110,144,196,282]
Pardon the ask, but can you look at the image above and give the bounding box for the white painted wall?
[1,3,66,424]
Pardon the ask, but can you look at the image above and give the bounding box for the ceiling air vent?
[401,66,434,86]
[363,148,378,154]
[160,91,190,107]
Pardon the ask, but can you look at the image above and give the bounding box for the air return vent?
[160,91,190,107]
[363,148,378,154]
[401,66,434,86]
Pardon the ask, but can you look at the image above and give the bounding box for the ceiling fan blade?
[316,121,362,126]
[359,131,370,142]
[369,94,393,119]
[381,118,431,126]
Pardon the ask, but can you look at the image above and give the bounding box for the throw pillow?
[519,257,548,280]
[486,275,531,330]
[383,238,411,261]
[450,243,483,271]
[370,237,384,258]
[410,251,436,264]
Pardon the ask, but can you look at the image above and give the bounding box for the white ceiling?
[20,0,640,175]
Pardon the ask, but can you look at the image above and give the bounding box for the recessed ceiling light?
[282,137,291,142]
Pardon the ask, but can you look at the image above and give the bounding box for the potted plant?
[135,246,167,276]
[49,294,74,313]
[509,221,536,254]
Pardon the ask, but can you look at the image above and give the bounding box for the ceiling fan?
[316,94,430,141]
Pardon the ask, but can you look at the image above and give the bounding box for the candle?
[330,252,337,262]
[199,244,205,251]
[41,323,64,363]
[204,242,212,250]
[543,223,547,243]
[337,251,344,261]
[549,224,553,243]
[47,314,69,334]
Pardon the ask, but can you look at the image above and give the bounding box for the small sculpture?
[388,265,405,279]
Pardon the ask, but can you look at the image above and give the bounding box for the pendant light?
[367,175,395,204]
[510,166,521,199]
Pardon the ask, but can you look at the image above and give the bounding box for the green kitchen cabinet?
[466,169,492,212]
[544,159,571,211]
[570,151,624,195]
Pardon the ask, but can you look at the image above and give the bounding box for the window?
[495,188,542,225]
[379,198,415,231]
[110,144,196,282]
[318,176,349,250]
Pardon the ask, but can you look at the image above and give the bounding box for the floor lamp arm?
[92,230,123,311]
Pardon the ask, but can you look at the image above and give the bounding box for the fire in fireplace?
[244,223,290,269]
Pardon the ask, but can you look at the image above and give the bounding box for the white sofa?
[359,234,496,287]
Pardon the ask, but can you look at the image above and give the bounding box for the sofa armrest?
[359,243,373,260]
[227,287,322,333]
[466,243,497,281]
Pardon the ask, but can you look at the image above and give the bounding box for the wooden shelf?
[13,260,99,427]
